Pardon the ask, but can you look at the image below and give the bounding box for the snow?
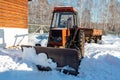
[22,47,57,69]
[0,34,120,80]
[28,33,48,46]
[0,52,33,72]
[0,28,28,47]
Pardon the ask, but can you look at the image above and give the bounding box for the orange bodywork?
[48,28,70,47]
[62,29,70,47]
[54,7,77,12]
[92,29,103,36]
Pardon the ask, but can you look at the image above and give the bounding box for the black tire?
[77,30,85,58]
[65,30,85,58]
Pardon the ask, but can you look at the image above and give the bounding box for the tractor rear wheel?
[76,30,85,58]
[65,30,85,59]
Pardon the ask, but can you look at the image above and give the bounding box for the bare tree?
[107,0,120,34]
[82,8,91,28]
[78,0,83,27]
[28,0,120,35]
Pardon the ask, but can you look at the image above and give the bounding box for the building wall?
[0,0,28,28]
[0,0,29,48]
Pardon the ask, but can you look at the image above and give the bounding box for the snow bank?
[28,33,48,46]
[0,28,28,47]
[83,35,120,80]
[102,35,120,45]
[40,39,48,47]
[0,34,120,80]
[22,47,57,69]
[0,55,32,72]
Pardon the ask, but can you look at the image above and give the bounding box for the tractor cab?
[51,7,78,28]
[48,7,79,47]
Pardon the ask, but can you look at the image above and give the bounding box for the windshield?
[51,12,77,28]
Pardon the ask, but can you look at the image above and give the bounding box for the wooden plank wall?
[0,0,28,28]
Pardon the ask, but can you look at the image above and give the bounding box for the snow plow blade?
[21,45,80,75]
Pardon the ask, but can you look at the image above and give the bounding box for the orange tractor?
[47,7,85,57]
[22,7,102,75]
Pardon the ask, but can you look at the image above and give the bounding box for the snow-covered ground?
[0,34,120,80]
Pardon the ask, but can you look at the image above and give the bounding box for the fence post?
[0,29,6,48]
